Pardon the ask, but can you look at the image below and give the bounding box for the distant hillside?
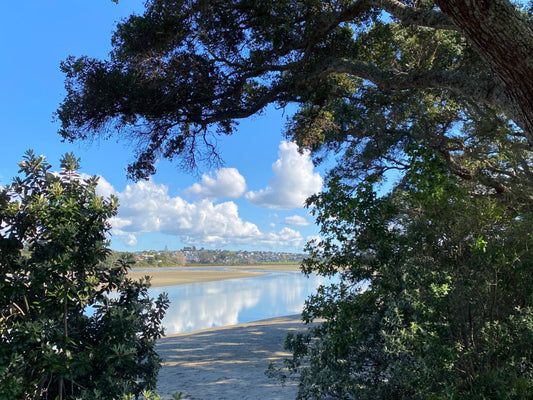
[117,248,305,267]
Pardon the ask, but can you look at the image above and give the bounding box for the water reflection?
[149,271,335,335]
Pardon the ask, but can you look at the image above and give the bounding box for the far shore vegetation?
[115,248,304,268]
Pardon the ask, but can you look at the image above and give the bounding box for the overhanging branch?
[317,57,513,117]
[372,0,457,30]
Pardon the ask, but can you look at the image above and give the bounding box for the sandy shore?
[127,264,301,288]
[156,314,309,400]
[128,265,310,399]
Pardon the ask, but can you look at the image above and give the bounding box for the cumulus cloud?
[252,227,303,248]
[245,141,322,209]
[185,168,246,199]
[107,179,303,249]
[94,176,116,198]
[284,215,310,226]
[306,235,321,245]
[123,233,138,247]
[74,173,116,199]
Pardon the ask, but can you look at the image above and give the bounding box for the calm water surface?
[149,270,336,335]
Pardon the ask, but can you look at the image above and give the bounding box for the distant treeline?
[115,248,305,267]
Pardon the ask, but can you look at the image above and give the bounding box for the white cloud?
[123,233,138,247]
[107,179,304,249]
[76,173,116,199]
[245,141,322,209]
[185,168,246,199]
[251,227,303,248]
[284,215,310,226]
[306,235,321,245]
[95,176,116,198]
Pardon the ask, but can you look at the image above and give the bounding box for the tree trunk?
[436,0,533,146]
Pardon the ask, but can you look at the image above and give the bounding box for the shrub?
[0,151,169,399]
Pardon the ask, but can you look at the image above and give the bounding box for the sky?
[0,1,327,253]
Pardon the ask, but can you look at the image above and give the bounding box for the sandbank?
[127,264,301,288]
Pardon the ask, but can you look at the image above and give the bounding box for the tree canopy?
[57,0,533,179]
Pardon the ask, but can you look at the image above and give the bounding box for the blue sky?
[1,1,327,252]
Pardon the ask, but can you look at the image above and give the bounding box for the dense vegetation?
[54,0,533,398]
[0,152,169,400]
[277,146,533,398]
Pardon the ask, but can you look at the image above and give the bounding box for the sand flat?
[156,314,309,400]
[127,268,265,287]
[127,264,301,288]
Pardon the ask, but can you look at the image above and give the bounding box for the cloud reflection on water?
[149,271,335,334]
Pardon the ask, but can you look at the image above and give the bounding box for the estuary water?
[149,270,336,335]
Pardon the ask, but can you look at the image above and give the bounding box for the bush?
[0,151,169,399]
[276,149,533,399]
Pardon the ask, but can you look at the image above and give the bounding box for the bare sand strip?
[127,268,266,287]
[156,314,307,400]
[127,264,301,288]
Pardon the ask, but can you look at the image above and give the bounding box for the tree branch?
[436,0,533,143]
[317,57,510,111]
[372,0,457,30]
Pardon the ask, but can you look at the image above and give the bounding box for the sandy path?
[156,315,309,400]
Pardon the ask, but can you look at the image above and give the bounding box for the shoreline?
[126,264,310,399]
[156,314,310,400]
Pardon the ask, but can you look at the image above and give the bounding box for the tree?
[0,151,169,400]
[270,146,533,398]
[56,0,533,179]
